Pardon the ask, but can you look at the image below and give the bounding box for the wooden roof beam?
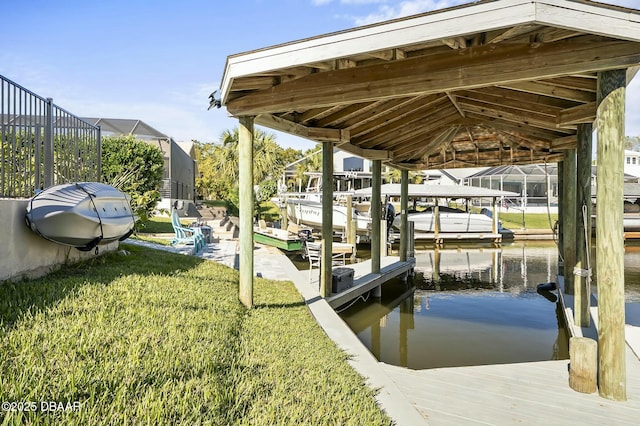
[366,48,406,61]
[446,92,466,118]
[336,141,391,161]
[255,114,343,141]
[551,135,578,150]
[350,94,447,141]
[557,102,596,127]
[226,38,640,116]
[486,24,541,44]
[497,80,595,103]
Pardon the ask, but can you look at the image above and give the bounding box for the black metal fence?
[1,75,101,198]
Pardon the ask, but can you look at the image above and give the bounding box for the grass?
[0,245,391,425]
[499,212,557,230]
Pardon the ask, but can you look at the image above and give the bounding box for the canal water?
[338,241,640,370]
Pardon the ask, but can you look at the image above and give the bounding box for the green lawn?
[0,245,391,425]
[499,212,557,230]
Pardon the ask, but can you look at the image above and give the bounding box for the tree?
[196,127,298,204]
[101,135,164,225]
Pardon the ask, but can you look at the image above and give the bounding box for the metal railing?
[1,74,101,198]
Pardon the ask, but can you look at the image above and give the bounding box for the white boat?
[393,206,498,233]
[355,183,515,234]
[25,182,136,251]
[286,198,372,238]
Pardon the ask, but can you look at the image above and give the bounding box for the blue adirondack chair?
[170,208,205,253]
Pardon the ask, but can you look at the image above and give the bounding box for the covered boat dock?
[217,0,640,403]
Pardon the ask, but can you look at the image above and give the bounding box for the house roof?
[219,0,640,171]
[82,117,170,140]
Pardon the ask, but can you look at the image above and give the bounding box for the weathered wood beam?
[446,92,465,118]
[349,94,444,140]
[232,76,280,91]
[456,88,564,117]
[557,102,596,127]
[357,102,458,149]
[418,126,461,160]
[595,69,626,401]
[458,98,575,133]
[226,38,640,116]
[540,76,597,92]
[313,101,377,127]
[486,24,541,44]
[467,115,563,141]
[337,58,357,69]
[465,86,576,109]
[255,114,342,141]
[551,135,578,150]
[335,141,391,161]
[498,81,596,103]
[442,36,467,49]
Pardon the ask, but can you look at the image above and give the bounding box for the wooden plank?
[326,259,416,308]
[595,69,627,401]
[557,102,597,127]
[226,38,640,115]
[255,114,342,141]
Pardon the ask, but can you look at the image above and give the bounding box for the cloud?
[313,0,388,5]
[349,0,470,25]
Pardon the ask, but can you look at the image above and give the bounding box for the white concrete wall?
[0,199,118,282]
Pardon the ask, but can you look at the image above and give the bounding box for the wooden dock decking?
[378,277,640,425]
[325,257,415,309]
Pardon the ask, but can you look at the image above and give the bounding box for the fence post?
[96,125,101,181]
[35,124,42,190]
[44,97,54,188]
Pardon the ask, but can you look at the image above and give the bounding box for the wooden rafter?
[226,37,640,116]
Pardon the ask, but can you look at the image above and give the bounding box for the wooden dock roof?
[219,0,640,170]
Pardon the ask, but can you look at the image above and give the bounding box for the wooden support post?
[400,170,409,262]
[563,149,577,294]
[569,337,597,394]
[492,197,498,235]
[381,220,387,258]
[557,161,564,276]
[321,142,334,298]
[408,221,415,259]
[372,160,382,297]
[433,247,441,285]
[434,198,440,246]
[596,69,626,401]
[575,123,593,327]
[371,160,382,274]
[238,116,254,308]
[350,218,357,261]
[346,195,353,245]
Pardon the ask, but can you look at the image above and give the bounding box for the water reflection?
[340,242,640,369]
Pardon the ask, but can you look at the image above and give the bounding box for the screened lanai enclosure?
[466,164,559,211]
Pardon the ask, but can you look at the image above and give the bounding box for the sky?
[1,0,639,151]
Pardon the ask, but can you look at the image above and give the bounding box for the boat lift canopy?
[353,184,518,199]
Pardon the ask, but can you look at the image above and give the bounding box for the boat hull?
[393,210,495,233]
[253,227,302,251]
[286,199,371,235]
[25,182,135,250]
